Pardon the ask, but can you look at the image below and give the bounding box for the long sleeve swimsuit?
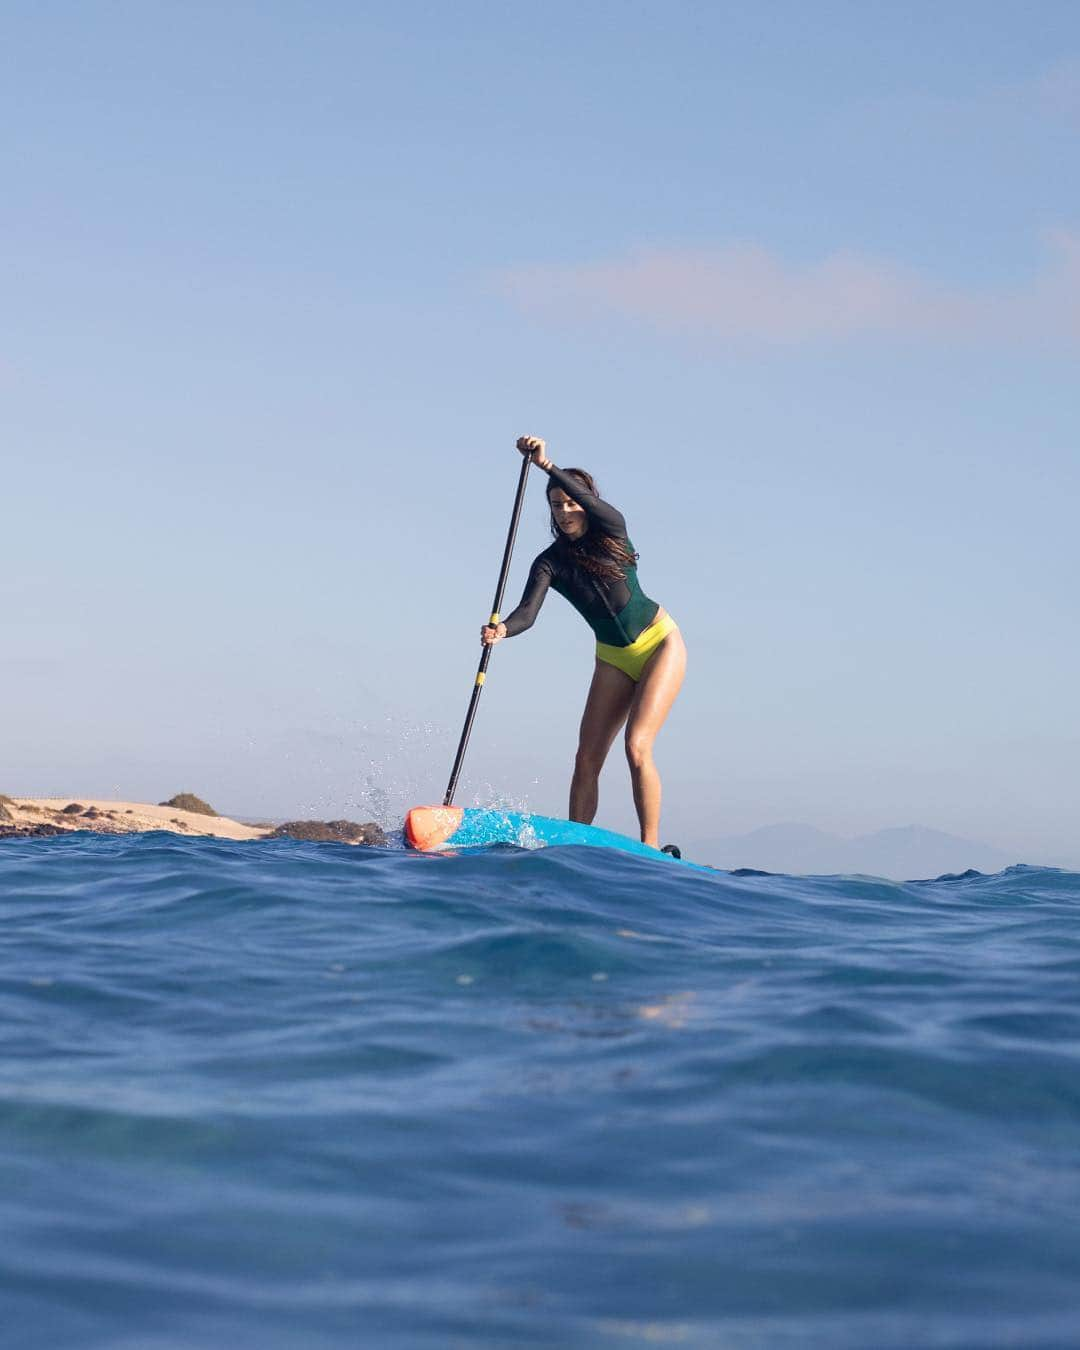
[501,466,661,648]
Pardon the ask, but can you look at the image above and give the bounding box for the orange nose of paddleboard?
[405,805,464,851]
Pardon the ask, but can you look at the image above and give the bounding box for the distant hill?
[686,822,1024,880]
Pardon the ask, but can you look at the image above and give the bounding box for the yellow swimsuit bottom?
[595,612,678,682]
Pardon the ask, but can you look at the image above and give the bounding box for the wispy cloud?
[499,231,1080,346]
[1031,58,1080,122]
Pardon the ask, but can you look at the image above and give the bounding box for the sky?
[2,1,1078,864]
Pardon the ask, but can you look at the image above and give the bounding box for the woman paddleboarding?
[481,436,687,852]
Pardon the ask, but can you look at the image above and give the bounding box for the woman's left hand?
[516,435,551,468]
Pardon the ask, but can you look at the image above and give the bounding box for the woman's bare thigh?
[578,659,636,767]
[625,628,687,749]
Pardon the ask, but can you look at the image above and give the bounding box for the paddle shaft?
[443,453,533,806]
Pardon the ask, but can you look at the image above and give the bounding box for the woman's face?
[548,489,587,539]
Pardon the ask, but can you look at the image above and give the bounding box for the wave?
[2,835,1079,1347]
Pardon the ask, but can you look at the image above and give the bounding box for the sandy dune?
[3,798,271,840]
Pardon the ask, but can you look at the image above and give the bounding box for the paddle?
[443,450,533,806]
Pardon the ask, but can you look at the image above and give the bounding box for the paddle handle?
[443,452,533,806]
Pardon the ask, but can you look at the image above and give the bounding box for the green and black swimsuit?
[501,467,668,668]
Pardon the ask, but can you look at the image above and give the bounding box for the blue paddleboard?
[405,804,698,866]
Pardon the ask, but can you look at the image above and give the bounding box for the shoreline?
[0,798,385,846]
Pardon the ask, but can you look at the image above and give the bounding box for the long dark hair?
[548,468,639,583]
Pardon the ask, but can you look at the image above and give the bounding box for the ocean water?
[2,835,1080,1349]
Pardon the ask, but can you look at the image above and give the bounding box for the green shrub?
[159,793,218,817]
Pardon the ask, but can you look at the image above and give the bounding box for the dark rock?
[268,819,387,846]
[159,793,218,817]
[61,802,86,815]
[0,823,68,839]
[83,806,101,819]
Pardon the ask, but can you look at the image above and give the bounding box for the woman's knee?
[574,745,605,778]
[624,730,654,770]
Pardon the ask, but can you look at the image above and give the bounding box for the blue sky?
[2,2,1078,862]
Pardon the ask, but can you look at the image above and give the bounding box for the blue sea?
[2,834,1080,1349]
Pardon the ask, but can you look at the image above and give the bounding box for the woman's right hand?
[480,622,507,646]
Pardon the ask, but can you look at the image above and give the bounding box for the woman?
[481,435,687,852]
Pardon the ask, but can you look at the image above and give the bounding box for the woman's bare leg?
[624,629,688,847]
[570,660,635,824]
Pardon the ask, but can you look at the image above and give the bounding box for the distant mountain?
[843,826,1018,880]
[685,822,1022,880]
